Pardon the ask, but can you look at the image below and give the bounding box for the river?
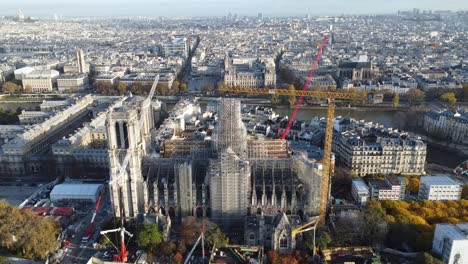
[273,107,466,168]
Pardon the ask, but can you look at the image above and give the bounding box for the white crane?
[104,75,159,263]
[109,74,159,187]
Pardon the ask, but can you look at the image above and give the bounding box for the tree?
[463,83,468,102]
[462,185,468,200]
[288,84,296,106]
[172,252,184,264]
[1,82,21,94]
[408,178,420,194]
[0,109,20,124]
[136,224,163,251]
[205,84,215,95]
[180,82,188,93]
[267,250,280,264]
[440,92,457,105]
[172,80,180,94]
[24,85,33,93]
[204,222,229,247]
[0,202,61,260]
[317,231,332,250]
[415,252,444,264]
[131,82,142,95]
[406,88,425,105]
[271,94,279,105]
[117,82,127,96]
[392,94,399,108]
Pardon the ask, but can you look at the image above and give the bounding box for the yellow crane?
[291,217,320,255]
[217,87,366,223]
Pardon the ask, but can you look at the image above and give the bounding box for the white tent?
[50,183,102,202]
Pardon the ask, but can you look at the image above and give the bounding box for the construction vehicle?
[218,37,366,223]
[100,223,134,262]
[81,193,103,244]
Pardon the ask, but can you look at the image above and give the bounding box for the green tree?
[288,84,296,106]
[317,231,331,250]
[1,82,21,94]
[392,94,399,108]
[136,224,163,250]
[271,94,279,105]
[204,222,229,247]
[440,92,457,105]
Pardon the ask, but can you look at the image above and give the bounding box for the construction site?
[140,98,324,224]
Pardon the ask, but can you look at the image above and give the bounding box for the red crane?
[281,37,329,140]
[85,194,102,238]
[82,193,103,242]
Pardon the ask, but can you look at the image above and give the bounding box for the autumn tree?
[440,92,457,105]
[24,85,33,93]
[415,252,444,264]
[172,252,184,264]
[0,202,61,260]
[117,82,127,96]
[267,250,280,264]
[131,82,142,95]
[408,177,420,194]
[205,84,215,95]
[462,185,468,200]
[95,81,114,95]
[406,88,425,105]
[180,82,188,93]
[1,82,21,94]
[392,94,399,108]
[172,80,180,94]
[288,84,296,106]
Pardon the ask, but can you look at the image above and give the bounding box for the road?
[61,189,112,264]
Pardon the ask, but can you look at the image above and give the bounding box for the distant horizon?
[1,0,467,18]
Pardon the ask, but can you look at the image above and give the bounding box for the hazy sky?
[2,0,467,17]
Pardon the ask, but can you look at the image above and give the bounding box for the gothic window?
[280,234,288,248]
[122,122,129,149]
[249,234,255,240]
[115,122,121,148]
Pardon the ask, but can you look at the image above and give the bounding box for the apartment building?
[418,176,463,201]
[424,110,468,144]
[432,223,468,264]
[368,175,405,200]
[333,119,426,176]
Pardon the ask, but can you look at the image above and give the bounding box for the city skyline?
[2,0,468,17]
